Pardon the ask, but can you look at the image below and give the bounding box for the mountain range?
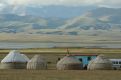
[0,7,121,35]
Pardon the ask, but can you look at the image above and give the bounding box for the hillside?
[0,7,121,35]
[59,7,121,31]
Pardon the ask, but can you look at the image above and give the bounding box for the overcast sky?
[0,0,121,8]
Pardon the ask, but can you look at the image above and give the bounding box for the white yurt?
[87,54,112,70]
[21,54,30,62]
[27,55,47,70]
[56,55,83,70]
[0,50,28,69]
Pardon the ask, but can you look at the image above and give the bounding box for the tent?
[0,50,27,69]
[87,54,112,70]
[21,54,30,62]
[56,55,83,70]
[27,55,47,70]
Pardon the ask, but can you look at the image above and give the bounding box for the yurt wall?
[27,55,47,70]
[87,54,112,70]
[56,56,83,70]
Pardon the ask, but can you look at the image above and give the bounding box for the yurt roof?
[87,54,112,70]
[21,54,30,62]
[93,54,112,63]
[27,55,47,69]
[29,55,46,63]
[57,56,81,65]
[1,50,27,63]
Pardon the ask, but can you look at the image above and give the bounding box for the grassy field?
[0,48,121,54]
[0,48,121,80]
[0,33,121,43]
[0,70,121,80]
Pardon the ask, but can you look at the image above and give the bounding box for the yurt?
[27,55,47,70]
[87,54,112,70]
[21,54,30,62]
[56,55,83,70]
[0,50,27,69]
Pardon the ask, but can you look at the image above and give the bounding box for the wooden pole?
[67,48,70,55]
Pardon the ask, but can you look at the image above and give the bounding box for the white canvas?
[1,50,27,63]
[21,54,30,62]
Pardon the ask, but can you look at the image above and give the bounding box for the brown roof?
[67,54,98,56]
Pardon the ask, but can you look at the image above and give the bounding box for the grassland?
[0,70,121,80]
[0,48,121,54]
[0,48,121,80]
[0,33,121,43]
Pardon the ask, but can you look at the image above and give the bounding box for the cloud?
[0,0,102,6]
[95,0,121,8]
[0,0,121,8]
[0,3,7,12]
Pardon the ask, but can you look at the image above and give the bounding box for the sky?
[0,0,121,8]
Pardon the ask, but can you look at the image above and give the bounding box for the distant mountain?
[85,7,121,24]
[58,7,121,31]
[0,14,66,33]
[26,6,95,18]
[85,7,121,18]
[1,5,95,19]
[0,7,121,35]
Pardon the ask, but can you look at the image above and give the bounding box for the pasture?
[0,70,121,80]
[0,48,121,80]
